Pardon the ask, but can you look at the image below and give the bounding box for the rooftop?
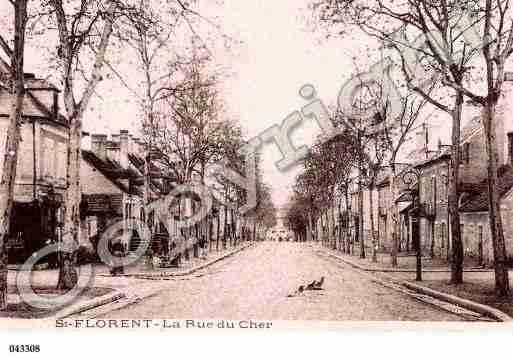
[460,165,513,212]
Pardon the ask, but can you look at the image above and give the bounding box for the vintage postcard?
[1,0,513,355]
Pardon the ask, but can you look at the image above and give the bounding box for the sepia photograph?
[0,0,513,356]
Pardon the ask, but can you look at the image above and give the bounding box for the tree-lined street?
[96,242,463,321]
[1,0,513,323]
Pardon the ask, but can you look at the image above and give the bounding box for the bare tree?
[312,0,480,285]
[0,0,27,310]
[45,0,144,289]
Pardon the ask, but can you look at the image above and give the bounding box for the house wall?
[80,160,122,195]
[80,159,124,248]
[460,191,513,265]
[377,185,390,251]
[418,160,451,257]
[501,192,513,262]
[458,212,492,264]
[0,118,68,203]
[459,131,489,184]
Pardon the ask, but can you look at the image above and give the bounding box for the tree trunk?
[307,211,313,242]
[0,0,27,309]
[57,116,81,289]
[358,180,365,259]
[216,207,221,251]
[252,217,257,241]
[331,200,336,249]
[231,208,236,246]
[389,166,398,267]
[449,93,464,285]
[369,183,377,262]
[344,189,350,253]
[53,0,115,290]
[223,202,228,249]
[193,201,199,258]
[482,103,509,296]
[430,220,435,258]
[337,196,342,251]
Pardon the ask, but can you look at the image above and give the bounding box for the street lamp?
[401,167,423,281]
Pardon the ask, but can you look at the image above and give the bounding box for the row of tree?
[0,0,276,310]
[286,0,513,297]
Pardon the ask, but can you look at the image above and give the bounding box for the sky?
[0,0,358,209]
[1,0,495,210]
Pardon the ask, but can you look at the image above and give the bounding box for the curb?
[51,289,126,320]
[105,242,255,279]
[55,244,256,318]
[400,281,512,322]
[322,251,512,322]
[321,250,491,273]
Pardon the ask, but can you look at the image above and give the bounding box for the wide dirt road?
[99,242,464,321]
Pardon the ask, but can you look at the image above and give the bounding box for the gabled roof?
[82,150,140,196]
[376,163,415,188]
[127,152,176,194]
[414,151,451,169]
[414,116,483,170]
[460,165,513,212]
[0,65,67,126]
[395,191,414,203]
[25,77,60,92]
[128,152,168,178]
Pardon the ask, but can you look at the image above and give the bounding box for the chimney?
[119,129,129,169]
[508,132,513,166]
[91,134,107,160]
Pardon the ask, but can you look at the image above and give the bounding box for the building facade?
[0,60,69,263]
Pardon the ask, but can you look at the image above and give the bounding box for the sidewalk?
[102,242,254,278]
[316,244,513,320]
[4,242,255,319]
[320,248,491,272]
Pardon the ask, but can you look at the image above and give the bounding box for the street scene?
[87,242,465,321]
[2,0,513,328]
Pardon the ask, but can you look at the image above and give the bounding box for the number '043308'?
[9,345,40,353]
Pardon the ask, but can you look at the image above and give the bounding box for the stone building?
[413,75,513,265]
[80,130,170,254]
[459,164,513,265]
[0,58,69,263]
